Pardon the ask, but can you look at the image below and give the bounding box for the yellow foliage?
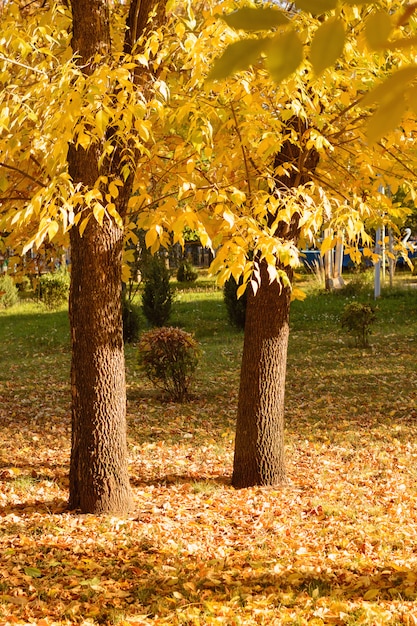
[1,0,417,293]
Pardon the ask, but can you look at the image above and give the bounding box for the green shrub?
[340,270,374,297]
[0,274,19,308]
[341,301,376,347]
[141,255,172,327]
[38,268,70,310]
[176,259,198,283]
[223,275,247,330]
[138,326,200,401]
[122,296,141,343]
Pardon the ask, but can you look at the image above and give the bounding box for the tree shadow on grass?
[0,494,416,623]
[0,498,68,517]
[130,472,231,489]
[0,461,69,516]
[127,561,417,621]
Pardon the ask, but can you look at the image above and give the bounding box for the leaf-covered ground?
[2,282,417,625]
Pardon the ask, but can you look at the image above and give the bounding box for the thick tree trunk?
[67,0,133,514]
[67,0,165,513]
[68,217,132,513]
[232,117,319,489]
[232,260,292,488]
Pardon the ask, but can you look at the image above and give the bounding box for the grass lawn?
[1,270,417,625]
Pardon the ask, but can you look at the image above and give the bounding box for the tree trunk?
[67,0,131,514]
[232,117,319,489]
[67,0,166,513]
[68,217,132,514]
[232,260,292,488]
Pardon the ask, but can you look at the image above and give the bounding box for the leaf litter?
[2,295,417,624]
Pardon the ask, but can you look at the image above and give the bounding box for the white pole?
[381,225,386,284]
[375,227,381,299]
[389,228,394,288]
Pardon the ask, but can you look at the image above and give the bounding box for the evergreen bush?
[141,255,172,327]
[176,259,198,283]
[38,268,70,310]
[223,275,247,330]
[341,301,376,347]
[122,296,141,343]
[138,326,200,401]
[0,274,19,308]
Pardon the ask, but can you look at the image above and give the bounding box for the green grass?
[2,270,417,624]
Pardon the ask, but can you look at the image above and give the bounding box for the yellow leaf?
[77,132,91,150]
[208,38,269,81]
[47,220,59,241]
[361,66,417,107]
[95,109,108,136]
[365,9,392,50]
[236,282,247,299]
[266,30,304,84]
[121,262,131,283]
[310,17,346,76]
[366,96,407,144]
[145,227,159,250]
[222,7,289,31]
[362,247,374,258]
[223,210,235,228]
[107,203,123,228]
[406,85,417,118]
[108,181,120,198]
[134,53,148,67]
[134,119,150,142]
[363,588,380,600]
[294,0,338,14]
[320,235,335,256]
[93,202,105,225]
[291,287,306,301]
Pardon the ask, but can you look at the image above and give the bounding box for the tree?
[233,123,319,487]
[141,254,173,327]
[129,0,416,488]
[68,0,171,513]
[0,0,166,514]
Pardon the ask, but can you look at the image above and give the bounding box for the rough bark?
[67,0,164,513]
[232,117,319,489]
[232,260,292,488]
[68,217,132,513]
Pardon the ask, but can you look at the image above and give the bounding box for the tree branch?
[0,161,46,187]
[230,102,252,199]
[0,54,48,76]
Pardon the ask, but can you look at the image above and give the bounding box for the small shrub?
[341,301,376,347]
[138,326,200,401]
[15,275,31,292]
[340,270,374,297]
[38,268,70,310]
[176,259,198,283]
[0,274,19,308]
[141,255,172,327]
[223,275,247,330]
[122,296,141,343]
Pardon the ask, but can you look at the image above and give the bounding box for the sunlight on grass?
[2,272,417,624]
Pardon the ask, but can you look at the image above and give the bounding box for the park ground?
[1,270,417,625]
